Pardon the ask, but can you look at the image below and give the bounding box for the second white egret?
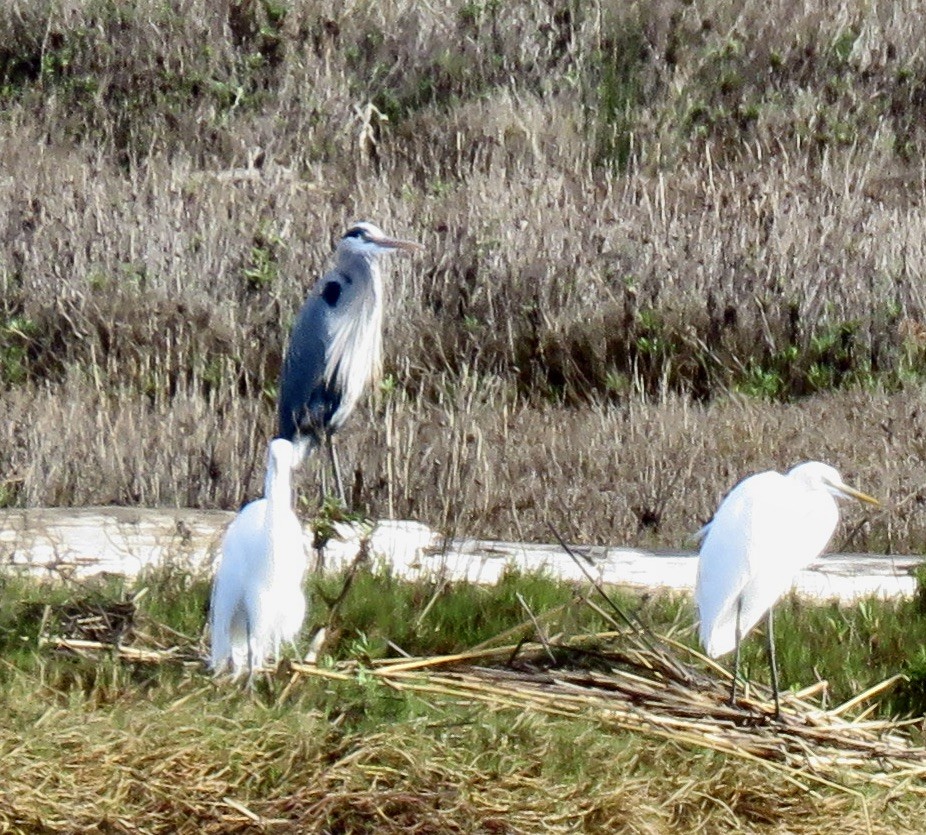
[695,461,879,717]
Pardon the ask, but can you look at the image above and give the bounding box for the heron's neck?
[336,251,383,301]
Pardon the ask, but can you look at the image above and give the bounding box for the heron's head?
[337,221,424,259]
[787,461,880,506]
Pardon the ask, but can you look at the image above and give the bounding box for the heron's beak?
[837,482,881,507]
[370,233,425,253]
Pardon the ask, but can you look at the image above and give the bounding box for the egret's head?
[337,221,424,259]
[267,437,296,474]
[787,461,880,506]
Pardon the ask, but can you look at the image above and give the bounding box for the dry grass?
[4,542,926,833]
[5,690,883,834]
[54,630,926,786]
[4,379,919,551]
[6,6,926,826]
[13,594,926,835]
[2,0,926,549]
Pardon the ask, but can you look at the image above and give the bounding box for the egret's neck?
[262,463,294,571]
[264,464,293,516]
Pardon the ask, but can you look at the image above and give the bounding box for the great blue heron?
[695,461,879,717]
[210,438,308,678]
[277,221,423,503]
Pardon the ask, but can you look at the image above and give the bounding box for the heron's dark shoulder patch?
[321,280,342,307]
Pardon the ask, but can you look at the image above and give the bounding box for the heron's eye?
[343,228,366,240]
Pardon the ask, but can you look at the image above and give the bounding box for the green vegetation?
[243,222,285,292]
[0,314,37,387]
[3,1,926,828]
[3,563,926,831]
[8,562,926,720]
[315,566,588,658]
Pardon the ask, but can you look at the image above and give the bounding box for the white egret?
[277,221,423,504]
[209,437,308,678]
[695,461,879,716]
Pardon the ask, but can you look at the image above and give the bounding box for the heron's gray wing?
[277,286,342,445]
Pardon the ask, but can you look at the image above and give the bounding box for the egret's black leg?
[246,616,254,681]
[730,598,742,707]
[766,607,781,719]
[327,434,346,506]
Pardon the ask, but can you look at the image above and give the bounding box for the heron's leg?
[766,607,781,720]
[318,460,327,507]
[327,433,346,507]
[729,598,743,707]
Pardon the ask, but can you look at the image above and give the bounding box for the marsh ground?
[3,1,926,831]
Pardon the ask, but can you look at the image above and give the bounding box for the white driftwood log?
[0,507,920,601]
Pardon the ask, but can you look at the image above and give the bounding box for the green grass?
[4,564,926,831]
[323,568,926,718]
[735,593,926,719]
[4,3,926,825]
[4,563,926,832]
[314,566,591,658]
[11,562,926,713]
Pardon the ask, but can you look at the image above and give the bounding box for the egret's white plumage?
[696,461,879,659]
[278,222,423,487]
[209,438,308,677]
[695,461,879,715]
